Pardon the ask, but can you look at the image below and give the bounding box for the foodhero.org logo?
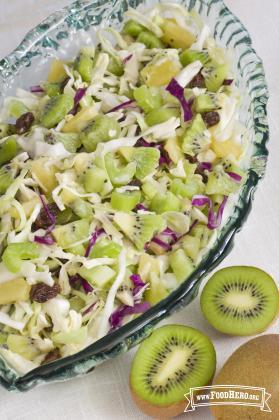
[184,385,271,413]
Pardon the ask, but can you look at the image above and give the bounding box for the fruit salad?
[0,3,246,372]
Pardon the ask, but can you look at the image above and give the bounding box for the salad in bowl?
[0,3,247,374]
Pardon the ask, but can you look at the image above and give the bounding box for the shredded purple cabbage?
[192,195,228,230]
[69,88,87,115]
[135,138,151,147]
[109,301,150,329]
[226,171,242,183]
[199,162,212,172]
[135,203,148,211]
[84,228,105,258]
[30,85,44,93]
[223,79,234,86]
[82,301,98,316]
[161,227,178,243]
[106,100,135,114]
[123,54,133,64]
[34,235,54,245]
[69,274,93,294]
[166,78,193,122]
[151,236,172,251]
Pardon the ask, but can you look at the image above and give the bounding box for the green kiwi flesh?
[201,266,279,336]
[130,325,216,417]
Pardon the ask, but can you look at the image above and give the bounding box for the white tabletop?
[0,1,278,419]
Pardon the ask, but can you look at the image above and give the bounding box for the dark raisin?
[32,203,59,231]
[194,167,208,183]
[15,112,35,134]
[128,179,142,187]
[184,153,198,164]
[188,72,205,88]
[30,283,61,303]
[202,111,220,128]
[41,348,61,365]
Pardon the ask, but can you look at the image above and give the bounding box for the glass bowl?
[0,0,269,391]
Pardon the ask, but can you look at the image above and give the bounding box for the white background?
[0,1,278,419]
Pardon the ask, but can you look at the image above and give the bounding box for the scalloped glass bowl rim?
[0,0,269,391]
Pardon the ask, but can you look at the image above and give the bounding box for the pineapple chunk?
[164,137,183,164]
[0,278,30,305]
[47,59,67,83]
[161,19,196,49]
[30,158,58,193]
[62,107,99,133]
[141,58,181,87]
[211,138,243,159]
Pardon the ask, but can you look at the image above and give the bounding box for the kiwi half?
[130,325,216,418]
[200,266,279,336]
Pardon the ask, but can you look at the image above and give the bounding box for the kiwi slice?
[0,136,18,167]
[201,266,279,336]
[52,219,90,249]
[130,325,216,418]
[105,152,136,186]
[194,93,220,113]
[40,94,74,128]
[123,20,145,38]
[202,63,228,92]
[81,115,121,152]
[75,51,94,82]
[205,166,239,195]
[114,212,166,250]
[180,49,210,67]
[137,30,164,49]
[182,113,210,155]
[0,164,15,194]
[111,190,141,211]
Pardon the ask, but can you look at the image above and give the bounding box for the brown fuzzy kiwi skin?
[130,377,215,419]
[130,384,187,419]
[211,334,279,420]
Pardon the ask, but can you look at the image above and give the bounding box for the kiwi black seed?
[130,325,216,418]
[200,266,279,336]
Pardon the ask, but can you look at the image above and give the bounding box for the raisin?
[41,348,61,365]
[128,179,142,187]
[32,203,59,231]
[194,167,208,183]
[189,72,205,88]
[202,111,220,128]
[30,283,61,303]
[184,153,198,164]
[15,112,35,134]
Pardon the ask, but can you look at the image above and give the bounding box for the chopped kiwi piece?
[161,19,196,49]
[111,190,141,211]
[8,100,29,118]
[43,82,61,97]
[206,168,239,195]
[56,207,76,225]
[105,152,136,186]
[0,164,15,194]
[142,180,159,199]
[70,199,92,219]
[202,63,228,92]
[2,242,39,273]
[137,31,164,48]
[123,20,145,38]
[180,49,210,67]
[133,86,162,113]
[84,166,107,193]
[191,224,212,248]
[45,131,81,153]
[79,266,116,289]
[81,115,121,152]
[182,114,209,155]
[170,177,204,199]
[0,278,31,305]
[200,266,279,336]
[75,51,94,82]
[194,93,220,113]
[107,56,124,76]
[182,235,201,260]
[134,147,160,180]
[7,334,40,360]
[52,219,90,249]
[145,273,168,304]
[130,325,216,418]
[0,137,18,167]
[150,192,181,214]
[169,249,194,282]
[89,238,122,258]
[145,108,179,126]
[0,123,10,139]
[114,212,166,250]
[40,94,74,128]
